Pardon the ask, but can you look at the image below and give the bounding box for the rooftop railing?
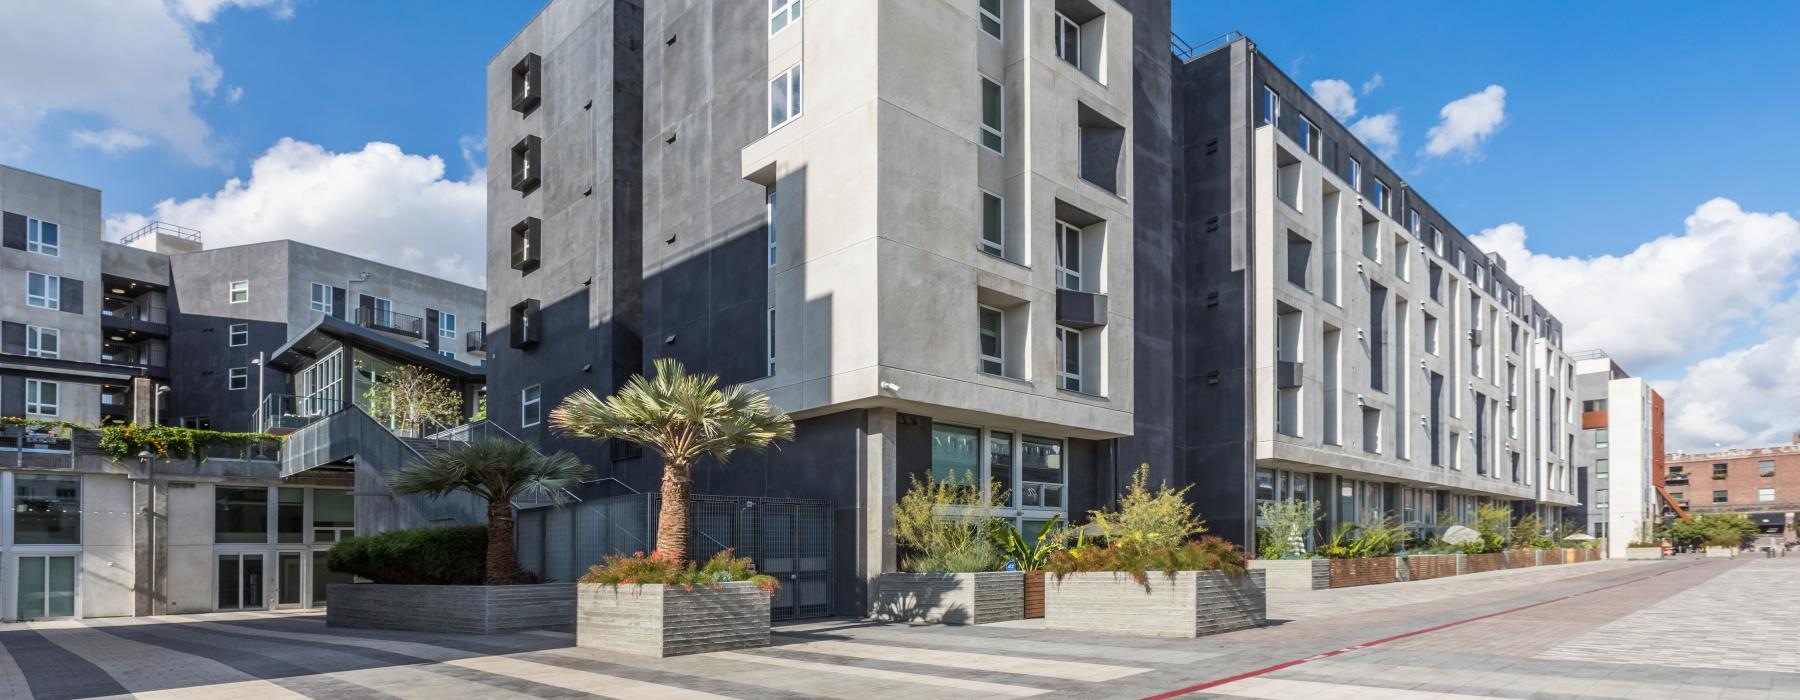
[118,221,201,246]
[1172,30,1244,63]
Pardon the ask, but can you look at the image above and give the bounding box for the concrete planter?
[1625,547,1663,560]
[1704,546,1737,558]
[1328,557,1399,588]
[1045,570,1265,638]
[1466,552,1505,573]
[327,583,574,634]
[872,571,1023,625]
[1249,559,1329,591]
[1023,571,1046,619]
[577,581,770,658]
[1405,553,1462,581]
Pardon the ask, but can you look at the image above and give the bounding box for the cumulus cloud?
[1309,79,1357,120]
[1423,85,1506,159]
[71,128,152,155]
[0,0,285,165]
[1471,199,1800,449]
[1349,112,1400,160]
[1361,74,1385,95]
[107,138,488,286]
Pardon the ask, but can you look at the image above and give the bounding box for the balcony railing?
[1666,471,1690,484]
[355,307,424,339]
[119,221,201,246]
[259,394,344,435]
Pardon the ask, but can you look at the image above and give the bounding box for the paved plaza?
[1,557,1796,699]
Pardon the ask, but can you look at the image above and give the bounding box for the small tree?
[365,365,464,436]
[893,473,1005,572]
[391,439,587,584]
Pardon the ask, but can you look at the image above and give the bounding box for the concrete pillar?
[132,478,169,616]
[859,407,898,614]
[130,376,155,425]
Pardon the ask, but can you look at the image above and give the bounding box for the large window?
[1019,436,1064,509]
[230,280,249,303]
[769,64,802,130]
[215,487,269,544]
[25,326,58,359]
[521,385,542,427]
[977,0,1001,39]
[977,305,1005,375]
[1057,326,1082,393]
[1056,220,1082,290]
[979,77,1004,153]
[440,312,458,339]
[980,190,1004,257]
[1297,115,1319,158]
[228,322,248,347]
[987,431,1014,506]
[1348,158,1361,191]
[769,0,801,34]
[1371,179,1389,215]
[930,424,981,485]
[1760,460,1776,477]
[26,272,59,309]
[14,475,80,545]
[313,489,354,542]
[27,218,59,256]
[310,282,332,314]
[25,379,58,416]
[278,488,305,544]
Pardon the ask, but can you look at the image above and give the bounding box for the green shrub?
[1255,499,1318,559]
[1091,464,1206,548]
[1046,536,1246,585]
[1320,513,1409,559]
[892,473,1005,572]
[989,513,1065,571]
[579,550,776,593]
[325,526,487,585]
[98,423,281,462]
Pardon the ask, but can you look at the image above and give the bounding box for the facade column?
[858,407,898,615]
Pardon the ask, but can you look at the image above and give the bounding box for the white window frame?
[228,323,249,347]
[1759,488,1776,503]
[25,325,59,359]
[310,282,333,314]
[26,218,60,257]
[768,64,802,131]
[766,307,776,377]
[439,312,458,339]
[1297,114,1317,157]
[25,379,59,416]
[370,296,395,327]
[767,189,778,267]
[1055,13,1081,66]
[769,0,801,35]
[979,76,1004,153]
[438,350,456,360]
[978,305,1005,376]
[1056,326,1082,393]
[977,0,1001,40]
[1055,220,1082,291]
[521,385,543,428]
[228,367,248,391]
[230,280,249,304]
[1348,157,1362,191]
[26,272,59,310]
[1262,86,1280,126]
[979,190,1005,257]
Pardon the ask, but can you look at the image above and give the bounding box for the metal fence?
[517,493,833,620]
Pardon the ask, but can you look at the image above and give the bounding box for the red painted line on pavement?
[1141,562,1706,700]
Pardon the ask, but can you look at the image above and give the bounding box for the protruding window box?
[511,136,541,194]
[1044,570,1265,638]
[511,53,542,114]
[1276,360,1303,390]
[465,329,487,354]
[578,582,770,658]
[872,571,1023,625]
[509,299,541,349]
[510,217,541,272]
[1054,288,1107,329]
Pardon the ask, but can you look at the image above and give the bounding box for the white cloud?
[1349,112,1400,160]
[107,138,488,286]
[1361,74,1385,95]
[1309,79,1357,120]
[226,86,245,104]
[1470,199,1800,450]
[1422,85,1506,159]
[71,128,152,155]
[0,0,285,165]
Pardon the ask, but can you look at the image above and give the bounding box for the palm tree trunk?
[656,459,693,567]
[486,501,520,585]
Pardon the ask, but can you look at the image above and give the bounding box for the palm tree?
[551,358,795,567]
[391,438,587,585]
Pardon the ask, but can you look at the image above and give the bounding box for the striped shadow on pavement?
[768,639,1150,682]
[445,655,733,700]
[711,650,1053,697]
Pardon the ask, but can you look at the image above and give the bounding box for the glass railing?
[101,307,168,324]
[259,394,344,433]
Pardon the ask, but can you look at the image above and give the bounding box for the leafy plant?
[391,438,587,584]
[991,513,1064,571]
[1255,499,1318,559]
[1508,513,1551,549]
[97,423,282,462]
[1466,504,1513,554]
[550,358,795,568]
[364,365,466,436]
[1663,513,1757,548]
[1044,464,1244,585]
[1090,464,1207,548]
[326,526,487,585]
[1045,536,1246,585]
[580,550,777,594]
[1320,513,1410,559]
[893,473,1006,572]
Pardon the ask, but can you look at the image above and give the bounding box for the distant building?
[1664,440,1800,550]
[1570,351,1664,557]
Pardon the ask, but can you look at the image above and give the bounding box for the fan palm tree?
[391,438,587,585]
[550,358,795,567]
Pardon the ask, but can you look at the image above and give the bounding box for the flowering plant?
[579,549,777,594]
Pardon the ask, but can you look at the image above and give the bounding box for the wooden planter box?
[1249,559,1329,591]
[1023,571,1046,619]
[1505,550,1539,568]
[872,571,1023,625]
[327,583,574,634]
[1563,548,1580,564]
[1406,553,1462,581]
[1625,547,1663,560]
[1465,552,1505,573]
[1045,570,1265,638]
[1586,548,1602,562]
[577,582,769,658]
[1328,557,1399,588]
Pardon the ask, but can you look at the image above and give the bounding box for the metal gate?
[518,493,832,621]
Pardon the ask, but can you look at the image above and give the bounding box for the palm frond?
[549,358,794,468]
[390,438,590,507]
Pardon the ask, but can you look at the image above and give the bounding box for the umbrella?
[1562,533,1596,541]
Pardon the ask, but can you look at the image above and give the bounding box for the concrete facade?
[1571,351,1665,557]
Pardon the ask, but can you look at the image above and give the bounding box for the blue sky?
[3,1,1797,450]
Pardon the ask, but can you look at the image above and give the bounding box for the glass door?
[15,555,76,620]
[275,552,303,609]
[217,553,265,610]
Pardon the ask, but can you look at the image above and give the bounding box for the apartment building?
[1664,441,1800,550]
[1570,351,1665,557]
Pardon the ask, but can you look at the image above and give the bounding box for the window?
[1713,462,1728,479]
[1055,13,1080,66]
[228,367,248,391]
[1582,399,1607,413]
[438,350,456,360]
[767,190,778,266]
[980,190,1004,257]
[1262,86,1280,126]
[1423,314,1439,354]
[368,297,395,328]
[1056,220,1083,290]
[229,280,249,303]
[988,431,1015,505]
[26,218,59,256]
[1371,179,1389,214]
[1020,436,1064,508]
[310,282,332,314]
[1595,489,1609,507]
[14,475,80,545]
[978,305,1005,375]
[1297,115,1319,158]
[1593,428,1608,449]
[1057,326,1082,392]
[25,379,57,416]
[979,77,1004,153]
[440,312,458,339]
[1713,490,1729,503]
[313,489,355,543]
[511,135,542,193]
[278,488,305,544]
[1590,458,1608,478]
[931,424,981,485]
[510,299,541,348]
[766,307,776,376]
[769,64,802,129]
[977,0,1001,39]
[215,487,268,544]
[181,416,212,430]
[511,53,541,114]
[1285,230,1311,289]
[25,326,58,359]
[1760,459,1775,477]
[511,217,542,271]
[1362,406,1382,454]
[1408,209,1420,236]
[1759,488,1776,503]
[26,272,59,309]
[228,323,248,347]
[769,0,801,34]
[1348,157,1362,191]
[521,385,542,427]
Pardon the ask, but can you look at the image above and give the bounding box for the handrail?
[119,221,201,246]
[1172,30,1244,63]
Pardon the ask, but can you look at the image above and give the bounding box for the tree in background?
[1663,513,1759,549]
[365,365,464,436]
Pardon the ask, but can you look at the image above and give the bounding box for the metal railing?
[119,221,201,246]
[259,394,343,434]
[354,307,424,338]
[465,329,487,353]
[1172,30,1243,63]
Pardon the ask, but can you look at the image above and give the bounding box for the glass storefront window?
[988,431,1014,507]
[216,487,269,544]
[14,475,81,545]
[1020,436,1063,509]
[278,488,305,544]
[312,489,355,543]
[931,424,981,486]
[1255,468,1275,502]
[312,550,355,606]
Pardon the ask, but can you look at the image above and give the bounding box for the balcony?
[101,307,170,338]
[466,329,487,353]
[259,394,344,435]
[1665,471,1690,485]
[355,307,424,339]
[1055,288,1108,329]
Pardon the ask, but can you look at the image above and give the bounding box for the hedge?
[324,526,487,585]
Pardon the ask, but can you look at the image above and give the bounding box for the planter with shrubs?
[1405,553,1463,581]
[1250,500,1328,591]
[325,526,576,633]
[577,551,775,658]
[873,476,1062,625]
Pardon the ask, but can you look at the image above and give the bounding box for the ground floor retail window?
[14,554,76,620]
[929,422,1066,526]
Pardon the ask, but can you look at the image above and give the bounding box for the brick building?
[1663,440,1800,549]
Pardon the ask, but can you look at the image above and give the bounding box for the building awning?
[266,316,484,381]
[0,354,142,385]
